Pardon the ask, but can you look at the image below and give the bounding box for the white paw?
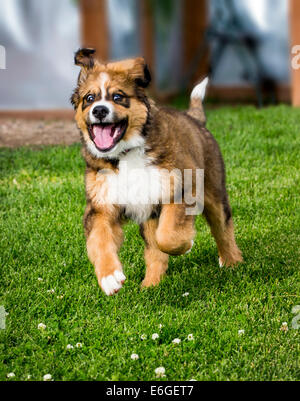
[185,240,194,255]
[219,257,224,267]
[101,270,126,296]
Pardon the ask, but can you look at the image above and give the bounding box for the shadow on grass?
[119,222,299,312]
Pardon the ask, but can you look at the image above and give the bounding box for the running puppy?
[71,48,243,296]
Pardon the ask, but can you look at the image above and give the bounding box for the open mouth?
[88,119,128,152]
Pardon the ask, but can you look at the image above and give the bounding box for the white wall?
[0,0,290,110]
[209,0,290,86]
[108,0,141,61]
[0,0,80,110]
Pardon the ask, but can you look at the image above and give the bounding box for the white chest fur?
[96,148,162,224]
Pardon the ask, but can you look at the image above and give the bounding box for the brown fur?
[71,49,243,295]
[141,218,169,288]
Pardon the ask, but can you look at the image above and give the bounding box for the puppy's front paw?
[219,254,243,268]
[101,270,126,296]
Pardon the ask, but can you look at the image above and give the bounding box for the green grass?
[0,105,300,381]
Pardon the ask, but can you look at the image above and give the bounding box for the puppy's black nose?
[93,105,109,120]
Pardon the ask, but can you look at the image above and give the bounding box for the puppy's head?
[71,48,151,159]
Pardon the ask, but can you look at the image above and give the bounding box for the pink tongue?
[92,125,114,150]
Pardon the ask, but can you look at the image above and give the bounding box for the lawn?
[0,105,299,381]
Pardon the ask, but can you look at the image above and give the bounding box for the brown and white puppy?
[71,48,243,296]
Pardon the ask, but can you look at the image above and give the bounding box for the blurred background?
[0,0,299,117]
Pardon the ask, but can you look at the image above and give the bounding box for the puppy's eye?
[113,94,124,103]
[86,94,95,103]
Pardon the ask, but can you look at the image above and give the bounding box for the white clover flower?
[172,338,181,344]
[238,329,245,336]
[187,334,194,341]
[158,324,163,329]
[66,344,74,350]
[37,277,43,282]
[7,372,15,378]
[75,343,82,348]
[152,333,159,340]
[131,353,139,360]
[43,374,52,381]
[47,289,55,294]
[140,334,147,340]
[57,295,64,299]
[27,375,32,380]
[38,323,46,330]
[182,292,190,297]
[280,322,289,332]
[292,306,300,314]
[155,367,166,378]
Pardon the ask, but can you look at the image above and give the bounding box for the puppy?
[71,48,243,296]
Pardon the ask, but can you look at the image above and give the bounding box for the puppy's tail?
[187,77,209,126]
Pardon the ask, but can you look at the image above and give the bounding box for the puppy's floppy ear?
[74,48,96,68]
[71,48,96,109]
[130,57,152,88]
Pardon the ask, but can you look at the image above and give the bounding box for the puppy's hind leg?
[140,219,169,288]
[204,196,243,267]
